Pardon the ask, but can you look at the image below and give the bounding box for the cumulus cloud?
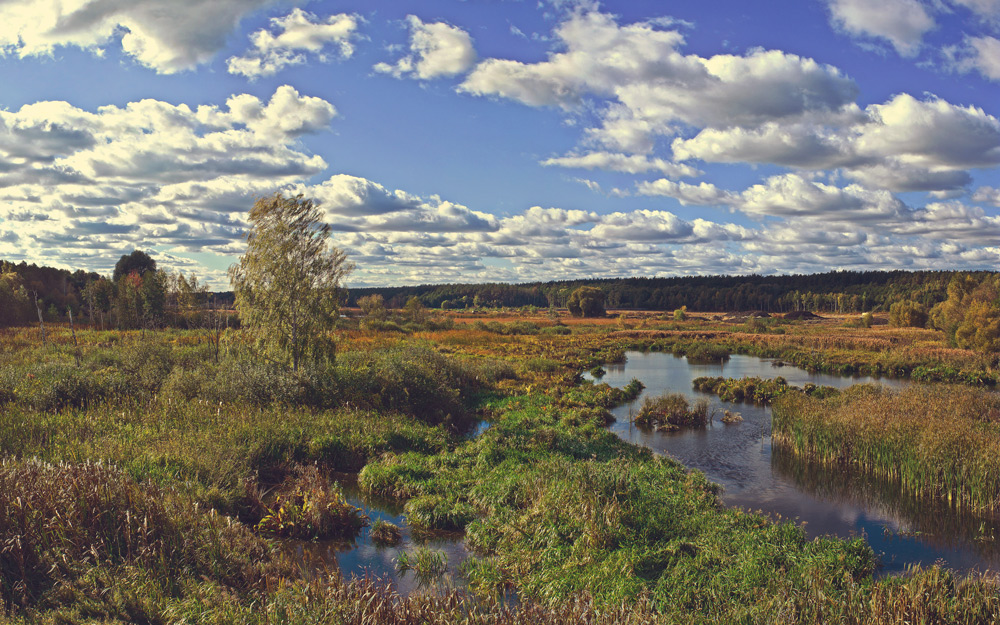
[541,151,700,177]
[0,86,338,280]
[227,9,360,79]
[374,15,476,80]
[635,179,737,206]
[827,0,936,56]
[671,93,1000,192]
[972,186,1000,205]
[0,0,274,73]
[948,35,1000,81]
[671,119,865,169]
[461,10,856,139]
[738,174,909,223]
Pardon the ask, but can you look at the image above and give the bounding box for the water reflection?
[281,474,470,595]
[593,351,1000,575]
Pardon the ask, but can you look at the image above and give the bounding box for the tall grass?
[0,458,284,613]
[773,384,1000,513]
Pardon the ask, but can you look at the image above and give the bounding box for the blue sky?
[1,0,999,287]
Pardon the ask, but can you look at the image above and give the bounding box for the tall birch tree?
[229,193,353,371]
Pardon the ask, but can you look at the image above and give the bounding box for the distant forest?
[2,258,995,328]
[346,270,988,314]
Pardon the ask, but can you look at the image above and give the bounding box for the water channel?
[593,351,1000,575]
[295,351,998,590]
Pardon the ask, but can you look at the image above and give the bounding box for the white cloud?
[541,151,700,177]
[857,93,1000,169]
[738,174,909,222]
[671,117,865,169]
[972,186,1000,205]
[0,86,338,280]
[0,0,274,73]
[950,0,1000,19]
[374,15,476,80]
[672,93,1000,192]
[827,0,936,57]
[949,35,1000,81]
[636,179,736,206]
[461,9,857,153]
[227,9,360,79]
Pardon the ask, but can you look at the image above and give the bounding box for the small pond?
[282,476,469,595]
[592,351,1000,575]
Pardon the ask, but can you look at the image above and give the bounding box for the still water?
[595,351,1000,575]
[282,476,469,594]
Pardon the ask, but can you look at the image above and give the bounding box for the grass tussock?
[0,458,284,615]
[634,393,710,430]
[255,465,367,539]
[369,519,402,546]
[693,375,839,404]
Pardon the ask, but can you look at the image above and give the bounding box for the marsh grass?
[5,324,1000,623]
[773,384,1000,514]
[0,458,285,614]
[394,547,449,585]
[634,393,710,430]
[255,465,367,540]
[693,375,839,404]
[370,519,402,546]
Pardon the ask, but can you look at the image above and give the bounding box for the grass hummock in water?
[255,465,367,540]
[634,392,710,430]
[693,375,839,404]
[370,519,403,546]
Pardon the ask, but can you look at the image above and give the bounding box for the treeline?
[346,270,970,313]
[1,254,230,330]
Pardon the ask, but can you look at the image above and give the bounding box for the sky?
[1,0,999,288]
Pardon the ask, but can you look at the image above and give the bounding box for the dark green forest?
[346,270,981,313]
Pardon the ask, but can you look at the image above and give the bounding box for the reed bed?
[773,384,1000,514]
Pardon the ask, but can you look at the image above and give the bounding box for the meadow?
[2,310,1000,623]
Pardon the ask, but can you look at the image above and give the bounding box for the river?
[593,351,1000,575]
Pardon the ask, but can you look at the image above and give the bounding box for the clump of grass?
[0,458,283,613]
[394,547,448,585]
[633,393,709,430]
[404,494,477,531]
[256,465,367,540]
[589,365,605,378]
[721,409,743,424]
[693,376,839,404]
[370,519,402,546]
[681,342,730,363]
